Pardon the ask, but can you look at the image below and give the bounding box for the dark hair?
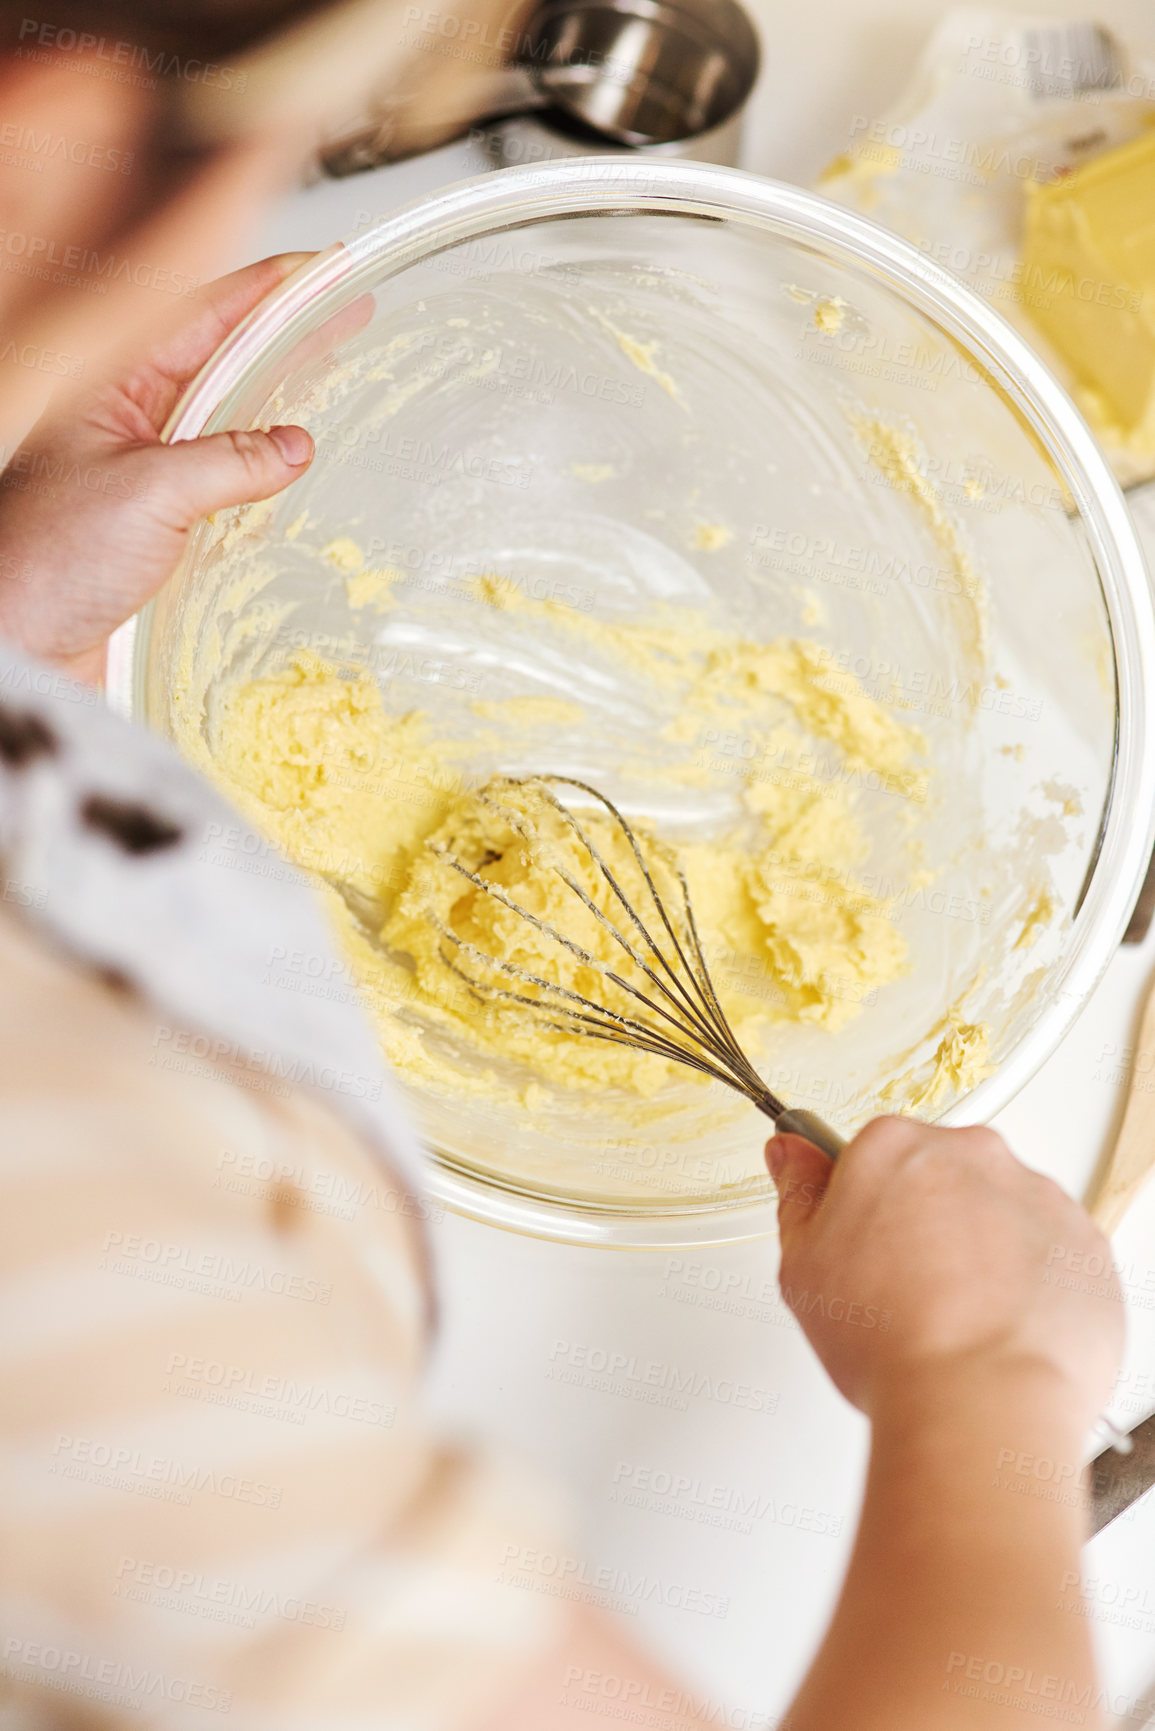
[0,0,343,60]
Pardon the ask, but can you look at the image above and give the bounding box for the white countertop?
[248,1,1155,1716]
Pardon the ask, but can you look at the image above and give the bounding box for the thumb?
[766,1133,834,1247]
[130,424,314,526]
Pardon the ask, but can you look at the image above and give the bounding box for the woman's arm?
[767,1120,1123,1731]
[791,1364,1095,1730]
[481,1118,1123,1731]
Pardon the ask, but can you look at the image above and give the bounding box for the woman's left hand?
[0,252,321,685]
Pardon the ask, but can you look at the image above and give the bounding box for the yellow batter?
[197,584,926,1107]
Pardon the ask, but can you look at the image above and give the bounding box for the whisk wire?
[421,773,796,1118]
[517,776,747,1059]
[430,841,715,1052]
[431,844,761,1079]
[434,921,762,1091]
[534,776,773,1090]
[460,781,747,1064]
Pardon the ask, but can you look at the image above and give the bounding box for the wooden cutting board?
[1083,971,1155,1536]
[1085,967,1155,1233]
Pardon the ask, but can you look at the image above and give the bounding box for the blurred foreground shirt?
[0,645,568,1729]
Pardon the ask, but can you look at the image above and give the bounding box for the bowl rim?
[108,156,1155,1245]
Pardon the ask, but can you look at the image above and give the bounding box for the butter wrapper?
[817,8,1155,482]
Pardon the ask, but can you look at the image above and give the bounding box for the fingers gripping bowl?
[108,161,1155,1245]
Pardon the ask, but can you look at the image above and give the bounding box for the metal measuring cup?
[320,0,760,174]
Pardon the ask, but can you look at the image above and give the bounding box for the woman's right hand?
[767,1116,1124,1436]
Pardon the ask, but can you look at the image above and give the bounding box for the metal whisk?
[425,773,846,1160]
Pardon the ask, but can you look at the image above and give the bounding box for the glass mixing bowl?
[108,159,1155,1246]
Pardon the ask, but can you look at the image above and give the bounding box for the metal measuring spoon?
[321,0,760,173]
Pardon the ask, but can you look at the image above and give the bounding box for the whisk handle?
[774,1108,847,1162]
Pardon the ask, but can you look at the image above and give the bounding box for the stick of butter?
[1020,129,1155,452]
